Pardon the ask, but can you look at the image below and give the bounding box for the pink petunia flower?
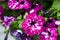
[22,13,45,36]
[40,28,58,40]
[43,17,57,28]
[8,0,31,10]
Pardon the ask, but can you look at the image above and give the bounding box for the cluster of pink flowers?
[0,0,60,40]
[22,14,58,40]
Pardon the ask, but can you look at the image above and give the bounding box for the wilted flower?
[11,30,25,40]
[11,29,32,40]
[2,16,15,30]
[22,13,45,36]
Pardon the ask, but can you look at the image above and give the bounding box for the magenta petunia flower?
[40,28,58,40]
[43,17,57,28]
[28,3,43,14]
[0,6,4,19]
[2,16,15,30]
[8,0,31,10]
[22,13,45,36]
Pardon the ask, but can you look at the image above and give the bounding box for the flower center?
[48,19,52,23]
[43,23,47,27]
[20,1,24,4]
[30,21,36,25]
[48,32,51,35]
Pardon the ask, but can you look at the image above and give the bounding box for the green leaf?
[45,17,48,21]
[38,11,43,16]
[57,11,60,20]
[51,12,57,19]
[52,0,60,10]
[10,19,24,30]
[0,1,9,10]
[18,19,24,29]
[24,12,28,19]
[58,35,60,40]
[58,26,60,35]
[33,35,39,40]
[17,15,22,19]
[10,21,19,30]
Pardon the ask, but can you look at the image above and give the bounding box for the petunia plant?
[0,0,60,40]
